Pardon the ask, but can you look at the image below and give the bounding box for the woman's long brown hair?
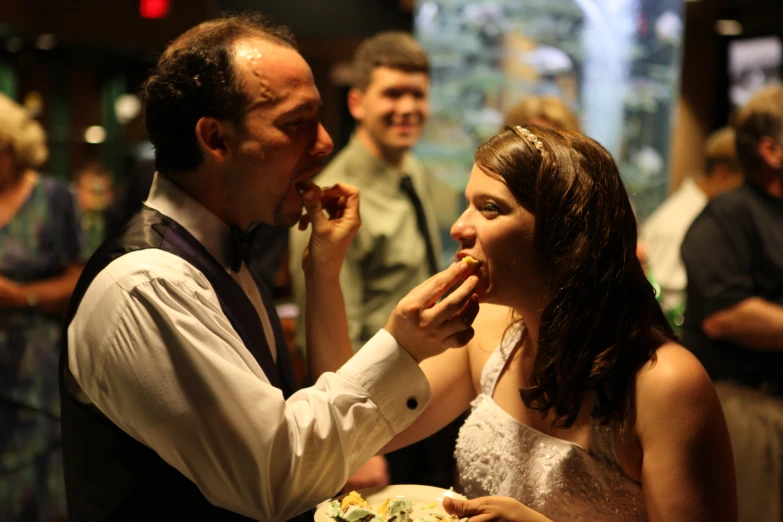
[475,125,673,427]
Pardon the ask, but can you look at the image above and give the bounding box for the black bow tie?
[229,222,261,272]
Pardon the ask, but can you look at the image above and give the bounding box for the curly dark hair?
[475,125,673,428]
[351,31,430,90]
[140,13,297,175]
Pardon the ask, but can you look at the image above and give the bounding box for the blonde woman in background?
[0,93,82,521]
[503,95,581,132]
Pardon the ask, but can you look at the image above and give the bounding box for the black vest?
[59,207,305,521]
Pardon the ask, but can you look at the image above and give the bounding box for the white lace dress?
[455,324,648,521]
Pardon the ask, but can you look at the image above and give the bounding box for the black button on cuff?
[406,397,418,410]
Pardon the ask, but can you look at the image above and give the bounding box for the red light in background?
[140,0,170,19]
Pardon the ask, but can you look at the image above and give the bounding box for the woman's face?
[451,164,548,308]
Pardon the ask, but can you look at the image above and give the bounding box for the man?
[290,31,455,358]
[72,161,116,259]
[681,86,783,522]
[60,14,478,522]
[288,31,459,491]
[643,126,743,324]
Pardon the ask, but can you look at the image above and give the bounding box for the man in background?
[643,126,743,326]
[289,31,459,491]
[681,86,783,522]
[72,161,116,259]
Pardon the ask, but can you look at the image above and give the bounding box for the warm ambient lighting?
[84,126,107,144]
[5,37,22,53]
[35,34,57,51]
[716,20,743,36]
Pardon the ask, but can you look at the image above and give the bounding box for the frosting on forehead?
[235,45,279,105]
[236,47,263,62]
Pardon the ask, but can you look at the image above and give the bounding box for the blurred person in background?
[289,31,460,492]
[0,93,82,521]
[73,161,115,259]
[681,85,783,522]
[503,94,581,131]
[643,127,743,331]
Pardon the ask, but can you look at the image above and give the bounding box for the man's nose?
[310,122,334,158]
[396,94,418,114]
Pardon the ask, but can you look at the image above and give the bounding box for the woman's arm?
[379,302,512,454]
[636,343,738,522]
[380,342,475,454]
[0,263,82,314]
[300,183,360,375]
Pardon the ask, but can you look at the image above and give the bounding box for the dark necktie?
[400,174,439,276]
[229,222,261,272]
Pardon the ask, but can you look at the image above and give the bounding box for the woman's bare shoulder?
[470,303,516,350]
[634,339,720,439]
[637,341,712,398]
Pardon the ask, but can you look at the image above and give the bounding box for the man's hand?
[385,261,480,362]
[340,455,390,494]
[0,275,25,309]
[296,180,360,278]
[443,496,552,522]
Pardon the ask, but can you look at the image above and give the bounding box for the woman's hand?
[443,496,552,522]
[297,180,360,279]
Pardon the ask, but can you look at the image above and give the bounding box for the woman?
[503,95,580,132]
[0,93,82,520]
[383,125,737,521]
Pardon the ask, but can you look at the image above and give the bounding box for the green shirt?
[289,136,456,355]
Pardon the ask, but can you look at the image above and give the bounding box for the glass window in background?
[413,0,685,221]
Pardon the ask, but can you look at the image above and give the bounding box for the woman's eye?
[481,203,500,215]
[286,120,303,128]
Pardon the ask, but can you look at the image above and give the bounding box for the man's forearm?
[304,271,354,377]
[702,297,783,350]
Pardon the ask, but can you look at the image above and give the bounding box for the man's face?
[350,66,430,155]
[227,38,334,228]
[76,172,114,212]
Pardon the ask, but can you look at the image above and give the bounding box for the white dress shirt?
[642,177,708,312]
[67,173,430,521]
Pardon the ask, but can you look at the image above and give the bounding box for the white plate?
[314,485,466,522]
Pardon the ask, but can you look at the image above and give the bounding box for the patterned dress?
[455,323,648,521]
[0,177,81,521]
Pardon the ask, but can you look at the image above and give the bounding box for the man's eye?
[285,120,303,127]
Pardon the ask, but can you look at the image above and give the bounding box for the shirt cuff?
[337,329,431,433]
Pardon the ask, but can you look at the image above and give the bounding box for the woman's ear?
[347,88,365,123]
[195,117,234,164]
[758,135,783,170]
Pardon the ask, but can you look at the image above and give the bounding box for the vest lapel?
[159,220,285,391]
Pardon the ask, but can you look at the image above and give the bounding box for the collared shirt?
[642,177,708,312]
[681,182,783,385]
[289,136,455,354]
[67,173,430,521]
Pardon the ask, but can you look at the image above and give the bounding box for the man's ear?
[347,88,365,122]
[195,117,234,164]
[758,136,783,170]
